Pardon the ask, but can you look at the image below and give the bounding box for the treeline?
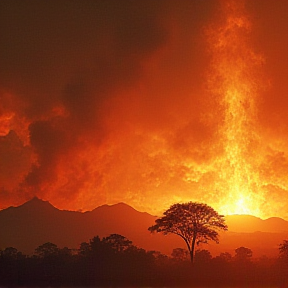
[0,234,287,287]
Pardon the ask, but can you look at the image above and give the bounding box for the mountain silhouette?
[225,214,288,233]
[0,197,181,255]
[0,197,287,257]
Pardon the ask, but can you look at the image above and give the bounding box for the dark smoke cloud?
[0,0,171,203]
[0,131,31,190]
[247,0,288,136]
[0,0,216,206]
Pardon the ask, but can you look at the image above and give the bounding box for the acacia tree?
[148,202,228,263]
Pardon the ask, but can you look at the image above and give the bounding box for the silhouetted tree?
[103,234,133,253]
[171,248,189,262]
[0,247,24,261]
[213,252,232,266]
[0,247,25,285]
[148,202,227,263]
[89,236,104,256]
[34,242,61,285]
[218,252,232,262]
[59,246,72,257]
[194,249,212,264]
[79,241,90,257]
[149,250,170,266]
[35,242,59,258]
[234,246,253,262]
[211,251,233,282]
[77,236,108,284]
[279,240,288,264]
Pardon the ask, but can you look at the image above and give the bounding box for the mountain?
[1,197,287,258]
[225,214,288,233]
[0,197,86,253]
[0,197,182,255]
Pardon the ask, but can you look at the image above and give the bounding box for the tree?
[102,234,133,253]
[279,240,288,264]
[0,247,25,285]
[34,243,61,285]
[78,241,90,257]
[0,247,23,260]
[35,242,59,258]
[148,202,227,263]
[194,249,212,264]
[218,252,232,263]
[234,246,252,262]
[171,248,189,262]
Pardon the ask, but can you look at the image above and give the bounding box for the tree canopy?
[148,202,228,263]
[234,246,253,262]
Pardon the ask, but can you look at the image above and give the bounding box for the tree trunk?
[190,235,197,264]
[189,250,194,263]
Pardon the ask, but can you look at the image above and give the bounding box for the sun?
[220,194,264,217]
[234,197,251,215]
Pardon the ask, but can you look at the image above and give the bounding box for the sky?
[0,0,287,219]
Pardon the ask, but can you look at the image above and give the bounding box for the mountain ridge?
[0,197,287,257]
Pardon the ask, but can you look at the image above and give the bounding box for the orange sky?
[0,0,287,219]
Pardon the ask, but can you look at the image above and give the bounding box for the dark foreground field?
[1,236,287,287]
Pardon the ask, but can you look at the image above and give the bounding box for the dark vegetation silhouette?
[234,246,253,262]
[148,202,228,263]
[0,234,287,287]
[279,239,288,262]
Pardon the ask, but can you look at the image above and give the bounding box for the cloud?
[0,131,31,190]
[0,0,172,205]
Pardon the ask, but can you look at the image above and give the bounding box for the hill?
[0,197,287,257]
[225,214,288,233]
[0,197,182,255]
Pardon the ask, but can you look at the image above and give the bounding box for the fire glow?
[0,0,287,220]
[207,0,265,217]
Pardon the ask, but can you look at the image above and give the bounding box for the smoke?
[0,0,170,204]
[0,0,287,219]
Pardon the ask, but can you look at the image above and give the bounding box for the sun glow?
[221,195,258,216]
